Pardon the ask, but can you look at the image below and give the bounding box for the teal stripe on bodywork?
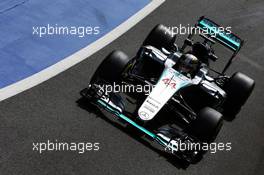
[96,99,177,149]
[97,99,156,138]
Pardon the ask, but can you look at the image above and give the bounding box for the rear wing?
[196,16,244,53]
[180,16,244,74]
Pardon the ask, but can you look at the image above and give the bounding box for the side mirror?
[209,53,218,61]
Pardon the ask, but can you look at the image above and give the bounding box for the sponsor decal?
[139,111,150,120]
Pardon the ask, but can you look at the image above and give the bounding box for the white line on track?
[0,0,165,102]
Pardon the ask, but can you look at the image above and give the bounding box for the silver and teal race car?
[80,17,255,164]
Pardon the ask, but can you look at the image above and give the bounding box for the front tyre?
[185,107,223,143]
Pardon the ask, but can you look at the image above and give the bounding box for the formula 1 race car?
[80,17,255,164]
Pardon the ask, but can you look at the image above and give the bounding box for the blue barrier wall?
[0,0,150,88]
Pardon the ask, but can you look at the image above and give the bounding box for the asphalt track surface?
[1,0,264,174]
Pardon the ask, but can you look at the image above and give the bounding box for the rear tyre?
[143,24,176,51]
[90,50,130,84]
[185,107,223,143]
[223,72,255,120]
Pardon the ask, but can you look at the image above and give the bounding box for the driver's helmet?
[178,53,199,75]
